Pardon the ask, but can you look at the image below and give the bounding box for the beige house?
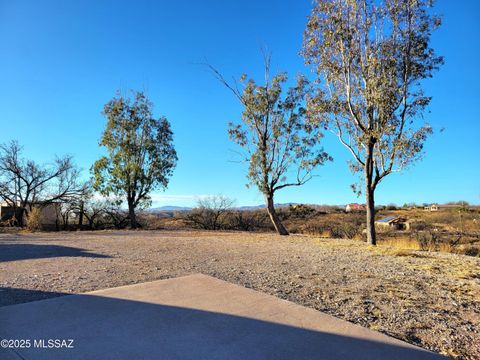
[375,216,410,230]
[424,204,439,212]
[0,202,58,226]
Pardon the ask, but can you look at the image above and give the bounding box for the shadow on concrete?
[0,288,443,360]
[0,243,110,262]
[0,287,70,307]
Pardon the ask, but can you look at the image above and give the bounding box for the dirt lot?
[1,230,479,358]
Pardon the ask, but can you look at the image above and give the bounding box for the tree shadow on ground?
[0,288,443,360]
[0,287,69,307]
[0,243,110,262]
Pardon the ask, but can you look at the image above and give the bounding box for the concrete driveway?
[0,274,443,359]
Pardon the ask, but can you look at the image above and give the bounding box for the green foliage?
[303,0,443,244]
[303,0,443,189]
[225,67,331,196]
[93,91,177,225]
[210,54,331,235]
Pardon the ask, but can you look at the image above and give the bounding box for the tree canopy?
[93,91,177,228]
[303,0,443,244]
[210,54,331,234]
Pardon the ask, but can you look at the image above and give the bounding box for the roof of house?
[376,216,409,224]
[347,203,366,208]
[376,216,396,223]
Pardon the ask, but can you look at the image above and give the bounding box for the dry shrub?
[379,230,480,257]
[186,196,235,230]
[223,210,271,231]
[379,237,422,251]
[138,212,169,230]
[27,208,43,231]
[295,213,364,239]
[288,204,317,219]
[410,221,432,231]
[456,245,480,257]
[413,230,441,251]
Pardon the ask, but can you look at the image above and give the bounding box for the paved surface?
[0,274,443,359]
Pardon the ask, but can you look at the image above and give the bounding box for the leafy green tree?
[209,54,330,235]
[303,0,443,245]
[93,91,177,228]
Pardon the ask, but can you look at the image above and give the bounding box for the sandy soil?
[0,230,479,358]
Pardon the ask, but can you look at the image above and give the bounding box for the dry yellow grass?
[378,237,423,250]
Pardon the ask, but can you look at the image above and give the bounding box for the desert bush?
[461,246,480,257]
[26,207,43,231]
[288,204,316,219]
[223,210,270,231]
[410,221,433,231]
[330,222,360,239]
[299,221,324,235]
[293,213,364,239]
[137,212,165,230]
[103,207,129,229]
[412,230,440,251]
[186,195,235,230]
[385,204,398,210]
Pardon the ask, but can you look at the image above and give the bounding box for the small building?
[375,216,410,230]
[0,202,58,227]
[0,203,18,224]
[345,203,366,212]
[424,204,439,212]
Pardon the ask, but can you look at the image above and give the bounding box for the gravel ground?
[0,230,479,358]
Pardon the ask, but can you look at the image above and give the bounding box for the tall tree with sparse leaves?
[303,0,443,245]
[93,91,177,228]
[210,54,331,235]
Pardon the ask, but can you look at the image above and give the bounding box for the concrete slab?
[0,274,443,359]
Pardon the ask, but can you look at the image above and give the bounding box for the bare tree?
[68,184,108,230]
[81,200,108,230]
[57,201,76,230]
[187,195,235,230]
[209,53,331,235]
[0,141,86,226]
[226,210,269,231]
[303,0,443,244]
[102,199,130,229]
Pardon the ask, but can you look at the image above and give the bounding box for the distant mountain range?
[147,203,301,213]
[147,206,193,212]
[235,203,299,210]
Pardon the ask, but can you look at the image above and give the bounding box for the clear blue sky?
[0,0,478,207]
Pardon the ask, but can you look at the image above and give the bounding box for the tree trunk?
[63,213,69,230]
[17,208,25,227]
[266,194,289,235]
[78,201,84,227]
[365,184,376,245]
[128,200,138,229]
[365,140,376,245]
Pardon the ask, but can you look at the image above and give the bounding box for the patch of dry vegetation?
[139,205,480,258]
